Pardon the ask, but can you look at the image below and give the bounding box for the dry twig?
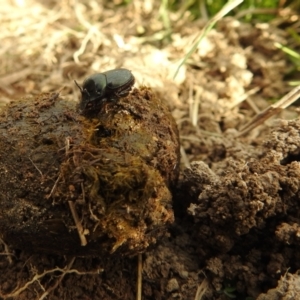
[238,85,300,137]
[68,201,88,246]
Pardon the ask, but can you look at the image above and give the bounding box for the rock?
[166,278,179,292]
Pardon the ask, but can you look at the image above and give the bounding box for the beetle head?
[74,80,91,109]
[74,78,107,114]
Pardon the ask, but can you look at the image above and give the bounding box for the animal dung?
[0,87,180,256]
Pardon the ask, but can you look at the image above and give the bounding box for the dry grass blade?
[190,86,202,127]
[136,253,142,300]
[68,201,88,246]
[0,68,32,86]
[174,0,244,79]
[194,278,209,300]
[180,145,191,169]
[235,7,278,19]
[238,85,300,137]
[228,87,261,110]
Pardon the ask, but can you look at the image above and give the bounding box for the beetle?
[75,68,135,113]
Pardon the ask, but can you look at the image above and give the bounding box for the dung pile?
[0,87,180,256]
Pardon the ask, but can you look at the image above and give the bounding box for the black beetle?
[75,68,135,113]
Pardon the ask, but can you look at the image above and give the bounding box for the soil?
[1,1,300,300]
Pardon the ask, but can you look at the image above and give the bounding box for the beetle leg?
[74,80,83,93]
[115,87,132,98]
